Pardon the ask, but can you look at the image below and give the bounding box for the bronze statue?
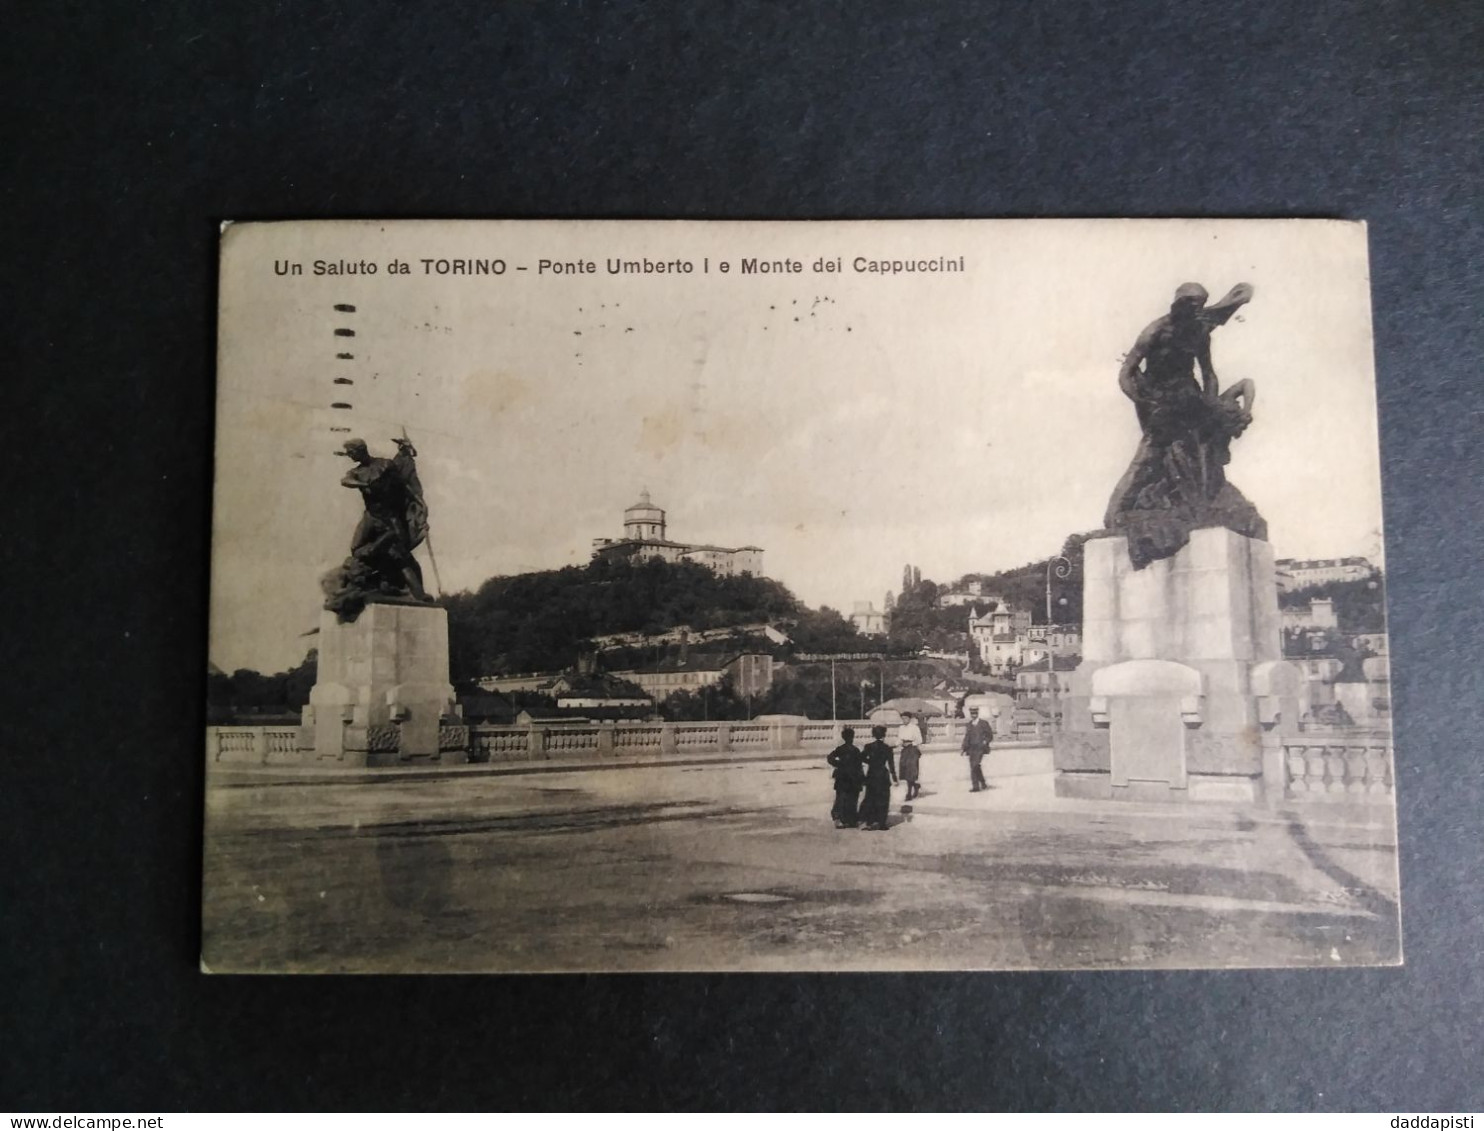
[1105,282,1267,567]
[321,436,432,621]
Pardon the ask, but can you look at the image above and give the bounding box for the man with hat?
[961,705,993,793]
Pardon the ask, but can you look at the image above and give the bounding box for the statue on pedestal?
[1105,282,1268,568]
[321,436,433,622]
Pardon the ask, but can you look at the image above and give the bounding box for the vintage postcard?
[204,219,1399,972]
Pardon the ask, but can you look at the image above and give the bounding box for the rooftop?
[1276,556,1373,569]
[618,651,760,674]
[598,537,756,554]
[1017,656,1080,673]
[625,488,662,511]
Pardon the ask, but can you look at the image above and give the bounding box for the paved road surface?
[202,748,1400,972]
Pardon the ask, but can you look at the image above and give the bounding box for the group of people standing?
[826,707,995,830]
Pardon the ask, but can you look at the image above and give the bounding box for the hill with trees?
[959,531,1096,625]
[207,558,886,714]
[886,532,1097,655]
[206,650,318,724]
[1278,573,1387,634]
[661,657,966,722]
[443,556,840,680]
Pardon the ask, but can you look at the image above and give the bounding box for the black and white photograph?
[203,218,1398,973]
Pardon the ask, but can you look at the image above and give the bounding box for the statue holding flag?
[321,435,434,621]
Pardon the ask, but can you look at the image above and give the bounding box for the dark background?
[5,0,1481,1112]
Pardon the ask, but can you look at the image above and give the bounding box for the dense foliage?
[660,659,964,722]
[886,533,1094,656]
[443,557,809,680]
[1277,573,1387,634]
[961,532,1093,626]
[205,651,317,723]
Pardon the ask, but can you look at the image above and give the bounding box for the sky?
[211,219,1384,673]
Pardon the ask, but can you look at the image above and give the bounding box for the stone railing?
[1283,739,1395,802]
[466,716,1049,765]
[206,726,302,764]
[207,716,1051,769]
[464,718,882,764]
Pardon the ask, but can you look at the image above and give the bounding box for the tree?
[1278,573,1387,634]
[205,648,318,723]
[789,606,864,654]
[443,557,807,680]
[661,674,748,721]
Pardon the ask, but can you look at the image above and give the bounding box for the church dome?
[623,488,666,539]
[625,488,664,518]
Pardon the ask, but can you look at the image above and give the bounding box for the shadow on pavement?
[1282,814,1399,921]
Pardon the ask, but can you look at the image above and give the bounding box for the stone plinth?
[1055,527,1301,804]
[1334,680,1377,724]
[300,602,462,767]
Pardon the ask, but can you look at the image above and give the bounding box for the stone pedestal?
[1334,680,1376,725]
[299,602,463,767]
[1054,527,1301,804]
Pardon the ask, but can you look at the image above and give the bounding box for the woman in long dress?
[897,711,923,801]
[826,727,865,828]
[858,725,898,831]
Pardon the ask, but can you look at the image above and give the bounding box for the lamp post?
[1045,554,1072,625]
[1045,554,1072,732]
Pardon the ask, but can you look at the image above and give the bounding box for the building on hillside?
[546,672,653,711]
[968,601,1080,675]
[850,601,888,635]
[937,579,987,607]
[968,601,1031,673]
[554,695,649,709]
[1284,626,1340,658]
[1014,655,1080,702]
[1275,556,1375,592]
[475,671,561,693]
[516,705,654,725]
[590,622,791,651]
[1281,626,1391,724]
[590,490,765,577]
[612,651,775,702]
[1280,597,1338,631]
[474,666,653,709]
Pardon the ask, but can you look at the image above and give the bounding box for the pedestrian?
[859,724,899,830]
[961,705,993,792]
[826,726,866,828]
[897,711,924,801]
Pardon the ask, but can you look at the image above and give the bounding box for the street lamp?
[1045,554,1072,733]
[1045,554,1072,625]
[860,679,871,719]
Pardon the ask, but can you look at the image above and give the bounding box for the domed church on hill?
[591,490,765,578]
